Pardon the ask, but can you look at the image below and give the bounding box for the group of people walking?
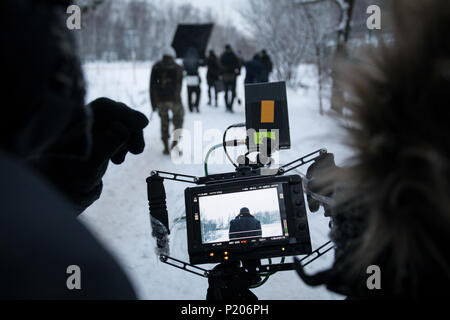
[149,44,273,155]
[205,45,273,112]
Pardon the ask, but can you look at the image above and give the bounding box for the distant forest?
[201,210,280,242]
[74,0,391,101]
[74,0,257,62]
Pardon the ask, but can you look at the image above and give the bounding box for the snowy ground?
[208,222,283,244]
[80,61,353,300]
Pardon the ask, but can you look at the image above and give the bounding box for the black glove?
[306,153,338,213]
[29,98,149,214]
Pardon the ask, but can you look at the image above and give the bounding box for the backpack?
[183,57,199,76]
[155,66,178,97]
[221,51,239,74]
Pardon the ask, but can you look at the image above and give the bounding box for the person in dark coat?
[183,47,202,113]
[0,0,149,299]
[150,51,184,154]
[244,54,265,84]
[229,207,262,240]
[206,50,221,107]
[220,44,241,113]
[259,49,273,83]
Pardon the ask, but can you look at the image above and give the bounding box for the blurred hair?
[336,0,450,295]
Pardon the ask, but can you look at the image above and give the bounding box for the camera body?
[185,173,312,265]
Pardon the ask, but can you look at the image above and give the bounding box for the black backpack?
[221,51,239,74]
[155,66,178,97]
[183,57,199,76]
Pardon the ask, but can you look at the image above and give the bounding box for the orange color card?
[260,100,275,123]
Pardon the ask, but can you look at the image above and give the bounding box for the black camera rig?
[146,148,335,284]
[146,81,335,290]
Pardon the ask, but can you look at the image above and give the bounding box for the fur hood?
[337,0,450,297]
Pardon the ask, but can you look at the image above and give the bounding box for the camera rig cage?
[146,82,335,285]
[146,148,334,281]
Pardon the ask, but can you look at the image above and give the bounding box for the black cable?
[223,123,246,168]
[205,139,245,176]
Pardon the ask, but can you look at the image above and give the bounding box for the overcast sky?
[199,187,281,222]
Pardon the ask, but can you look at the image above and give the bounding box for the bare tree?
[240,0,312,86]
[207,18,257,59]
[75,0,254,63]
[293,0,356,114]
[296,0,392,114]
[330,0,355,114]
[296,1,340,114]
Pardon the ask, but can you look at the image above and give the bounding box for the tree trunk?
[302,5,325,115]
[330,0,355,114]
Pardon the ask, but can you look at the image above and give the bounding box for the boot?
[171,140,182,156]
[163,140,170,155]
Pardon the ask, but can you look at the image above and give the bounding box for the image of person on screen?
[229,207,262,240]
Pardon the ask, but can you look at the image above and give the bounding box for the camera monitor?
[185,175,312,264]
[245,81,291,151]
[199,187,284,244]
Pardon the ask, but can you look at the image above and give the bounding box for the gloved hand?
[28,98,149,215]
[306,153,338,214]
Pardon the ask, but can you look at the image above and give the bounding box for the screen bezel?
[195,183,288,248]
[185,175,309,264]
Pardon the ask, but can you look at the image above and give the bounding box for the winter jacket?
[220,50,240,83]
[229,215,262,240]
[206,55,221,84]
[183,57,200,76]
[0,152,137,299]
[150,56,184,109]
[245,58,265,84]
[260,54,273,82]
[0,0,140,299]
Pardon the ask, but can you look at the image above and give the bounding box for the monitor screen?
[185,174,313,264]
[197,184,287,246]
